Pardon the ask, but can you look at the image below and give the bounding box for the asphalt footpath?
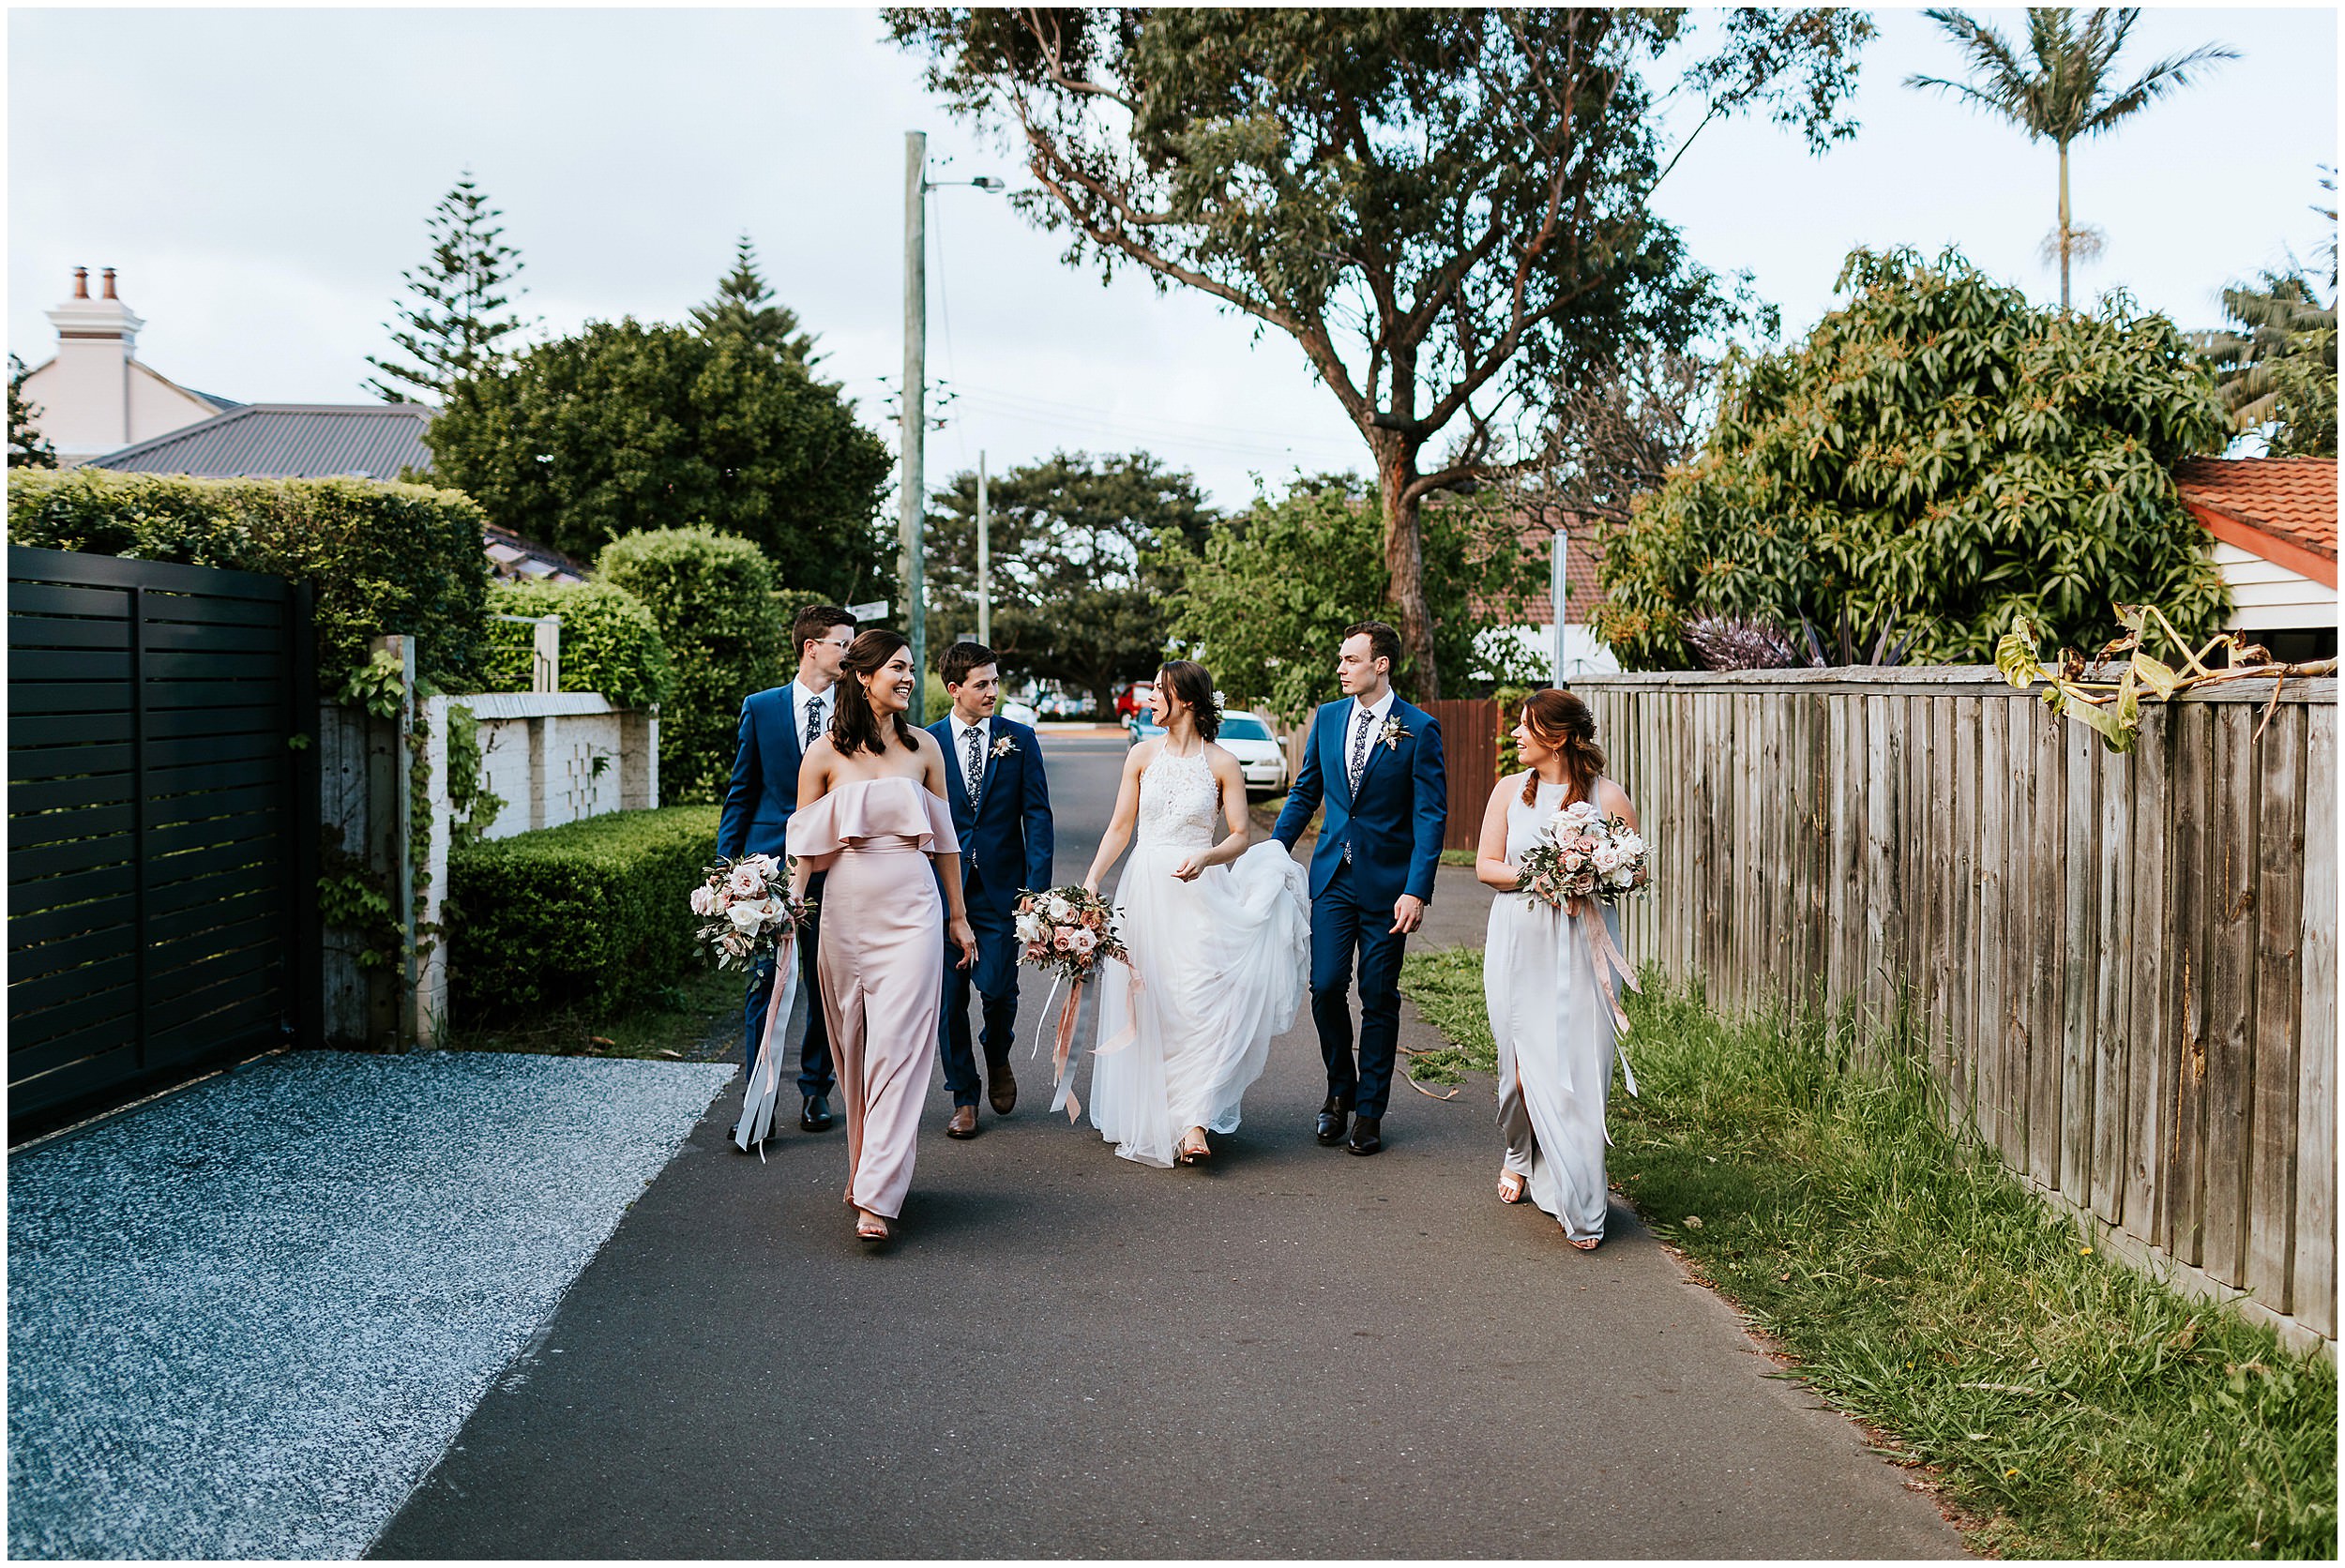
[372,733,1963,1559]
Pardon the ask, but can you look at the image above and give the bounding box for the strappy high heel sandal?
[855,1210,891,1242]
[1175,1130,1212,1165]
[1497,1171,1528,1205]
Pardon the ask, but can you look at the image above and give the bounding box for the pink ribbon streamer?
[733,930,799,1161]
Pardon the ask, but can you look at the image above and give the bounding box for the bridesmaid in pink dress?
[788,630,978,1243]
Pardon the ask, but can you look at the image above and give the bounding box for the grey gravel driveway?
[7,1049,732,1560]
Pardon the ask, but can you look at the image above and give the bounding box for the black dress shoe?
[800,1094,834,1133]
[1346,1116,1383,1155]
[1315,1097,1351,1146]
[727,1123,753,1153]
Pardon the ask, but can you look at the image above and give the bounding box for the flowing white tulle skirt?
[1088,839,1309,1168]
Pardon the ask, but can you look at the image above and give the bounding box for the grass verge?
[445,961,741,1063]
[1398,944,2338,1560]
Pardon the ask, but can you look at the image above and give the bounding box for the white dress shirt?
[1345,688,1397,778]
[792,677,832,745]
[948,712,992,797]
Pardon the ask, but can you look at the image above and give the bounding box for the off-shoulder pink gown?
[786,776,961,1220]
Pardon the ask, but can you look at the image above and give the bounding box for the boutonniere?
[991,734,1018,760]
[1379,716,1410,751]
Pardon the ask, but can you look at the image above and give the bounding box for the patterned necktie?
[803,694,823,748]
[964,725,984,807]
[1347,705,1373,792]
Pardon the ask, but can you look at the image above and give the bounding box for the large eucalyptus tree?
[885,8,1872,698]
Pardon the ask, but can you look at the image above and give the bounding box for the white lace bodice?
[1136,747,1218,849]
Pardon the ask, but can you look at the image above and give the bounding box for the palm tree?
[1908,8,2235,310]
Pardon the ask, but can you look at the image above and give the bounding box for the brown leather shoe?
[987,1058,1018,1116]
[946,1104,980,1139]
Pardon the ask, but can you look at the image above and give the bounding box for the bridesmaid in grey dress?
[789,630,977,1244]
[1474,689,1639,1248]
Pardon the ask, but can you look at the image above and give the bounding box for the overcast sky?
[9,5,2336,510]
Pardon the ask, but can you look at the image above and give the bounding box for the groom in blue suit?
[927,641,1055,1139]
[716,603,856,1142]
[1272,621,1446,1155]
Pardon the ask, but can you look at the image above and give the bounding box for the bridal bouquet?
[1012,885,1127,984]
[1013,884,1130,1122]
[1516,800,1649,912]
[689,853,814,970]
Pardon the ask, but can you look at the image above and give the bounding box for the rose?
[728,901,766,934]
[1045,894,1073,921]
[1067,927,1097,956]
[740,853,779,880]
[689,884,719,917]
[726,865,764,898]
[1015,912,1046,944]
[1053,929,1074,950]
[1592,845,1623,874]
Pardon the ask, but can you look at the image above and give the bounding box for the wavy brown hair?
[1520,688,1605,806]
[830,630,921,758]
[1155,660,1219,742]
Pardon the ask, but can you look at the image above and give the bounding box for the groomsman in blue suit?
[927,641,1055,1139]
[1272,621,1446,1155]
[716,603,856,1143]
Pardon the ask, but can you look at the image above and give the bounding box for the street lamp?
[900,131,1003,721]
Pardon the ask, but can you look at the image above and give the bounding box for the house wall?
[22,352,218,464]
[2211,540,2337,630]
[1487,622,1625,682]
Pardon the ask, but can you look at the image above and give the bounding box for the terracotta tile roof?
[2174,457,2337,587]
[1464,502,1606,626]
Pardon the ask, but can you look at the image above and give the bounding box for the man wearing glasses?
[718,605,855,1143]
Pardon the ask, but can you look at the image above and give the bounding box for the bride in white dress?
[1475,688,1639,1248]
[1082,661,1309,1167]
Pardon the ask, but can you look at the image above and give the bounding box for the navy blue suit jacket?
[1271,697,1446,907]
[716,684,823,862]
[926,716,1054,912]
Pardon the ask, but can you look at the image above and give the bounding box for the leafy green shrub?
[1161,475,1544,722]
[596,528,788,804]
[8,468,491,688]
[465,579,673,709]
[1594,247,2232,669]
[445,804,719,1020]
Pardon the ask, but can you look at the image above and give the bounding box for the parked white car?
[1215,710,1291,798]
[1000,698,1039,727]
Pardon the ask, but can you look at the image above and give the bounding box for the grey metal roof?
[87,402,433,481]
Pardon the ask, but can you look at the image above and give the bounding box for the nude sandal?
[1497,1171,1528,1204]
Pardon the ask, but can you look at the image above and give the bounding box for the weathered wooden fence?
[1573,668,2337,1355]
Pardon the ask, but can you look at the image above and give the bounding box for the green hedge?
[596,527,788,804]
[446,804,719,1020]
[8,468,492,689]
[465,579,673,708]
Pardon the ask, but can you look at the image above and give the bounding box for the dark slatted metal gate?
[8,545,319,1138]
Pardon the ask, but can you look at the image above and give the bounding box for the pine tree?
[365,173,535,403]
[9,354,56,470]
[690,234,821,370]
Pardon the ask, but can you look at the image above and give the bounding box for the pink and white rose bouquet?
[691,853,814,969]
[1516,799,1650,912]
[1013,884,1127,985]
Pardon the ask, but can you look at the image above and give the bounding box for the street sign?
[845,600,888,622]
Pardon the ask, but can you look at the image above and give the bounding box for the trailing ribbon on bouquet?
[733,931,800,1161]
[1031,957,1145,1123]
[1557,900,1641,1142]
